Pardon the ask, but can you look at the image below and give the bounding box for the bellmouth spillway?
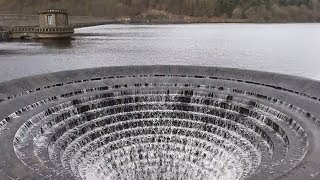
[0,65,319,180]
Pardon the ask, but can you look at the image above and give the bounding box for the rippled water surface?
[1,23,320,82]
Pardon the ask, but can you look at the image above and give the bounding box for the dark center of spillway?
[0,66,320,180]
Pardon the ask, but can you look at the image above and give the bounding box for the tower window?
[47,15,54,26]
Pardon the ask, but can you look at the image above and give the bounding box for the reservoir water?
[1,24,320,180]
[0,23,320,82]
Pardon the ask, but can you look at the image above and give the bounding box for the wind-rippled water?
[0,23,320,82]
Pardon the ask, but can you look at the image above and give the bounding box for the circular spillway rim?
[0,65,319,180]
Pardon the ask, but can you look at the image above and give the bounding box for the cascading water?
[0,65,319,180]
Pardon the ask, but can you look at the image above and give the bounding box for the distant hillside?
[0,0,319,22]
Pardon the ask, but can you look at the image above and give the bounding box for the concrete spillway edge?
[0,65,319,180]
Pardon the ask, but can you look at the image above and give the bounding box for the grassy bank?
[1,0,320,23]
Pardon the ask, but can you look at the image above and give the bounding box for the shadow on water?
[36,38,74,49]
[0,38,74,56]
[0,49,18,56]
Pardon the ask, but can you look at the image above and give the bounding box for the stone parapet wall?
[10,25,74,39]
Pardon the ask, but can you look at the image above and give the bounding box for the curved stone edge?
[0,65,320,99]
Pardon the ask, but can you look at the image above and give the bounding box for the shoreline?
[1,15,319,41]
[2,20,319,41]
[71,20,320,29]
[1,14,320,30]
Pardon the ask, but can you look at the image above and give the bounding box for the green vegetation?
[0,0,319,22]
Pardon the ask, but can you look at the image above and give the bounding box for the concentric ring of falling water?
[0,67,314,180]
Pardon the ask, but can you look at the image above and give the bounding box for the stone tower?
[38,9,69,28]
